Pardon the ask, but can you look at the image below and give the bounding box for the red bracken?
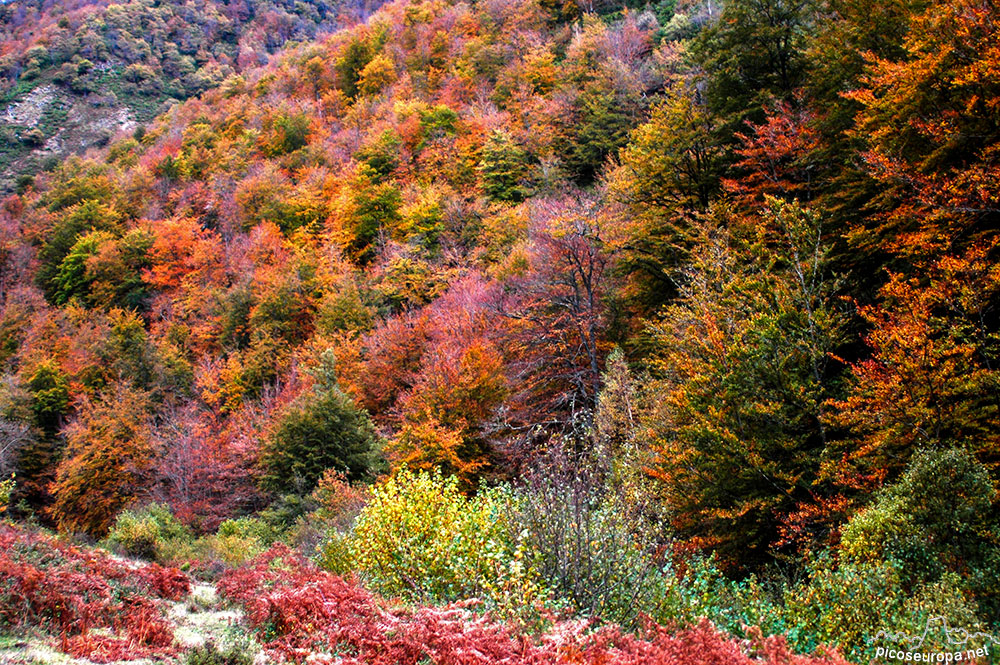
[0,524,188,661]
[218,544,855,665]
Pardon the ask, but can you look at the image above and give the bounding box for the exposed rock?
[1,84,56,126]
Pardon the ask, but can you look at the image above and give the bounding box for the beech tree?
[828,245,1000,493]
[478,129,529,203]
[49,384,154,536]
[390,339,507,488]
[644,199,844,567]
[37,199,123,302]
[328,164,403,264]
[495,195,613,431]
[690,0,812,130]
[609,82,726,313]
[844,0,1000,260]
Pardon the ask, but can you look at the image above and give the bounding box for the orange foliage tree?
[828,244,1000,493]
[845,0,1000,258]
[49,384,154,536]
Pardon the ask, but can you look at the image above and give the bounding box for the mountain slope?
[0,0,385,192]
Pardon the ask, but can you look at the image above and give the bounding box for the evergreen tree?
[260,374,381,495]
[568,86,634,183]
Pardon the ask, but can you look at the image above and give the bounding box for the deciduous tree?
[645,199,844,567]
[49,384,154,536]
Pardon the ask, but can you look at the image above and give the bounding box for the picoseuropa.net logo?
[873,616,999,663]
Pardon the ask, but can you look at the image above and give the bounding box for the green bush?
[316,530,354,576]
[840,448,1000,617]
[775,556,996,661]
[645,554,784,639]
[205,517,278,566]
[0,475,14,515]
[105,503,194,562]
[347,468,547,618]
[780,557,907,657]
[184,640,254,665]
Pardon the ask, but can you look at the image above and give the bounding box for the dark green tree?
[27,361,70,436]
[690,0,812,130]
[567,86,634,183]
[52,227,151,309]
[806,0,926,150]
[335,35,376,100]
[611,84,727,312]
[335,165,403,264]
[477,130,529,203]
[260,380,381,495]
[354,130,402,182]
[261,112,311,157]
[54,231,113,306]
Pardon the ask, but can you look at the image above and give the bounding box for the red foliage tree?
[493,194,614,438]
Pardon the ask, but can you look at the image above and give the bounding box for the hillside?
[0,0,998,661]
[0,0,384,192]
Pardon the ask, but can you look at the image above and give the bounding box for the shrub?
[204,516,278,567]
[0,524,187,661]
[307,469,368,567]
[310,468,368,531]
[106,503,194,562]
[257,493,313,533]
[778,555,993,661]
[895,573,992,653]
[840,448,1000,614]
[216,516,278,543]
[185,640,254,665]
[315,530,354,575]
[779,557,906,657]
[0,474,13,514]
[505,447,671,627]
[638,548,994,662]
[349,468,499,600]
[645,554,784,640]
[348,468,547,617]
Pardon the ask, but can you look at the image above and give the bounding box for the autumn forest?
[0,0,998,661]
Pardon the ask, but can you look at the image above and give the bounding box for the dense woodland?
[0,0,999,661]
